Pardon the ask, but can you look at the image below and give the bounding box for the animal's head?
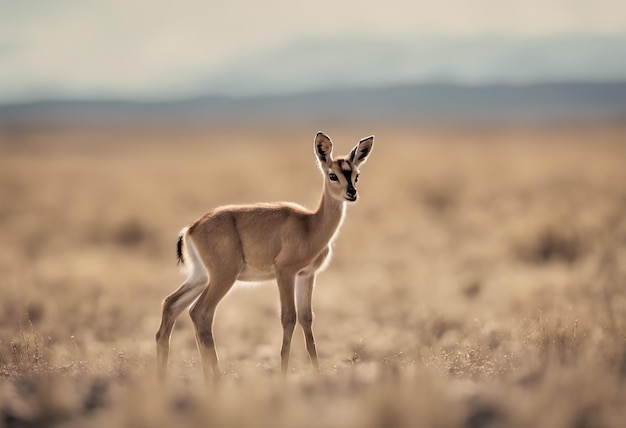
[314,132,374,203]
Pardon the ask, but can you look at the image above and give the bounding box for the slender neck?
[310,182,346,246]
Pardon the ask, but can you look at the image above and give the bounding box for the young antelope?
[156,131,374,379]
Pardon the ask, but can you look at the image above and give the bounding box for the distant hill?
[201,36,626,96]
[4,34,626,103]
[1,82,625,129]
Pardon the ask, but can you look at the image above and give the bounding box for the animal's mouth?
[344,194,357,202]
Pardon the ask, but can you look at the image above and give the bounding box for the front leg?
[276,269,297,375]
[296,273,320,373]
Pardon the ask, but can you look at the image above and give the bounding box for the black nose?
[347,188,357,198]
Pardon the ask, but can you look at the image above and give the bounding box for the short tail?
[176,227,189,266]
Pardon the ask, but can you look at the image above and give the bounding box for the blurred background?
[1,0,625,127]
[1,1,626,427]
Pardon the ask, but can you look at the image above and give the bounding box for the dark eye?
[355,173,360,183]
[329,173,339,182]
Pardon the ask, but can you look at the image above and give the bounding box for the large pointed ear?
[314,131,333,167]
[349,135,374,167]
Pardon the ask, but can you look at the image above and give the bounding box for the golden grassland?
[0,124,625,427]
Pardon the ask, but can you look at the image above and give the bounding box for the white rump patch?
[182,235,210,287]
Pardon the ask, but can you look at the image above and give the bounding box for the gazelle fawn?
[156,132,374,379]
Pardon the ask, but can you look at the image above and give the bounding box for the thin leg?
[296,274,320,373]
[156,279,207,380]
[276,269,297,376]
[189,269,240,381]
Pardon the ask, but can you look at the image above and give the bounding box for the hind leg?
[156,273,208,380]
[189,267,241,381]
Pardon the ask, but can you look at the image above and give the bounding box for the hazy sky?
[1,0,625,101]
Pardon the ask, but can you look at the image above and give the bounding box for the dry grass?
[1,124,625,427]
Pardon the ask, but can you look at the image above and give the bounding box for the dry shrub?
[111,219,149,247]
[0,327,49,377]
[515,226,583,265]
